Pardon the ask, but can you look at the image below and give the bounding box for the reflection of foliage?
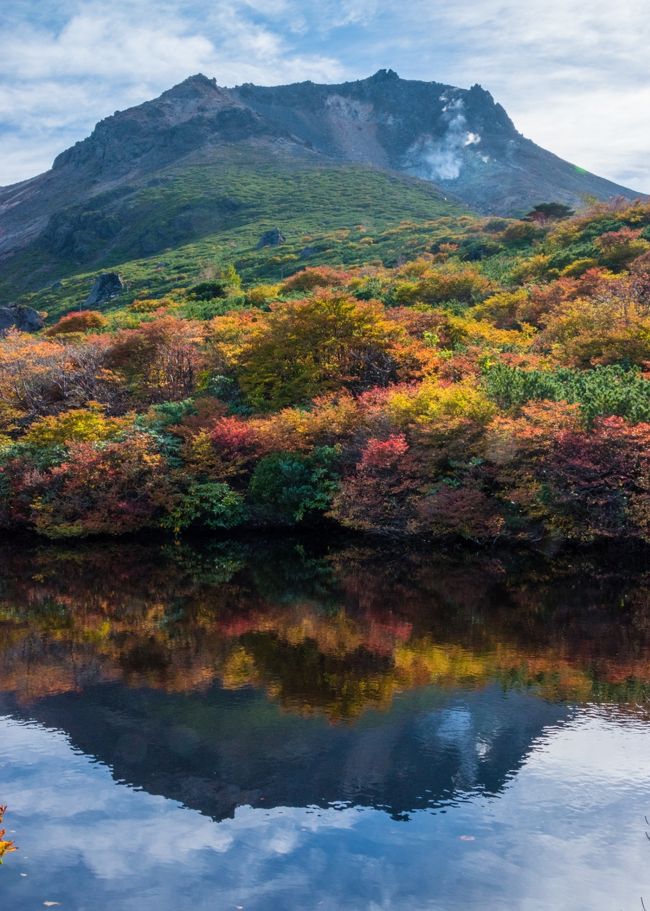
[241,540,341,609]
[227,633,395,719]
[0,596,72,630]
[0,806,17,864]
[160,541,247,587]
[0,540,648,719]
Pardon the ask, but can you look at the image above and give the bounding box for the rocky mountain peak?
[159,72,223,102]
[182,72,218,88]
[51,73,244,174]
[367,68,400,82]
[0,69,642,299]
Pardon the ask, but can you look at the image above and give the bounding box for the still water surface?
[0,538,649,910]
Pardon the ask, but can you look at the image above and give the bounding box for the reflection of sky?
[1,708,650,910]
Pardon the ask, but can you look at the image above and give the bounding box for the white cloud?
[0,0,346,185]
[0,0,649,190]
[314,0,380,28]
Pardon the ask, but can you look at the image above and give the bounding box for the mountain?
[231,69,639,211]
[0,70,642,303]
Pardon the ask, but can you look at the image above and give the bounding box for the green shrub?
[161,481,246,532]
[248,448,339,524]
[483,363,650,425]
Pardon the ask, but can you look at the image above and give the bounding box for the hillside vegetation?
[1,198,649,544]
[0,153,463,307]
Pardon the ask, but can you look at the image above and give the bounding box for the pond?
[0,537,649,910]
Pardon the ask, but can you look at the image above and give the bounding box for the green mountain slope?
[2,150,466,317]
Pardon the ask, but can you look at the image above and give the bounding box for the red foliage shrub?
[18,434,166,537]
[46,311,108,336]
[416,484,504,541]
[106,317,206,403]
[545,417,650,540]
[359,434,409,470]
[209,416,261,456]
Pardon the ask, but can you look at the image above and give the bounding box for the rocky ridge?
[0,70,643,302]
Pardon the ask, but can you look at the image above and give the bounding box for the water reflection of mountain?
[0,537,648,819]
[0,682,569,821]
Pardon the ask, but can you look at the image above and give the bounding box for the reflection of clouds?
[456,709,650,910]
[526,708,650,782]
[0,715,366,907]
[1,709,650,910]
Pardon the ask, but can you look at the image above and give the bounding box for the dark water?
[0,538,649,910]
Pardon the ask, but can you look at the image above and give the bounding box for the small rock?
[0,305,44,334]
[85,272,125,307]
[257,228,286,248]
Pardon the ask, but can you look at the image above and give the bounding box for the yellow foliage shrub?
[473,289,531,329]
[386,378,496,428]
[447,315,535,350]
[24,404,128,446]
[245,284,282,306]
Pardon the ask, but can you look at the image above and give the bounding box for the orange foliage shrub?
[282,266,352,292]
[46,310,108,335]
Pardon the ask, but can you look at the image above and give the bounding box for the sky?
[1,0,649,190]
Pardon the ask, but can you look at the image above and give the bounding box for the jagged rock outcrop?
[85,272,125,307]
[0,305,44,334]
[257,228,286,248]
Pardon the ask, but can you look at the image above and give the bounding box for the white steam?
[404,97,482,182]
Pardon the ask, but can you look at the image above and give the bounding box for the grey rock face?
[0,305,44,334]
[85,272,125,307]
[0,307,16,332]
[258,228,286,248]
[43,208,122,259]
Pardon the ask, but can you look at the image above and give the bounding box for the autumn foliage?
[1,200,650,542]
[0,806,16,864]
